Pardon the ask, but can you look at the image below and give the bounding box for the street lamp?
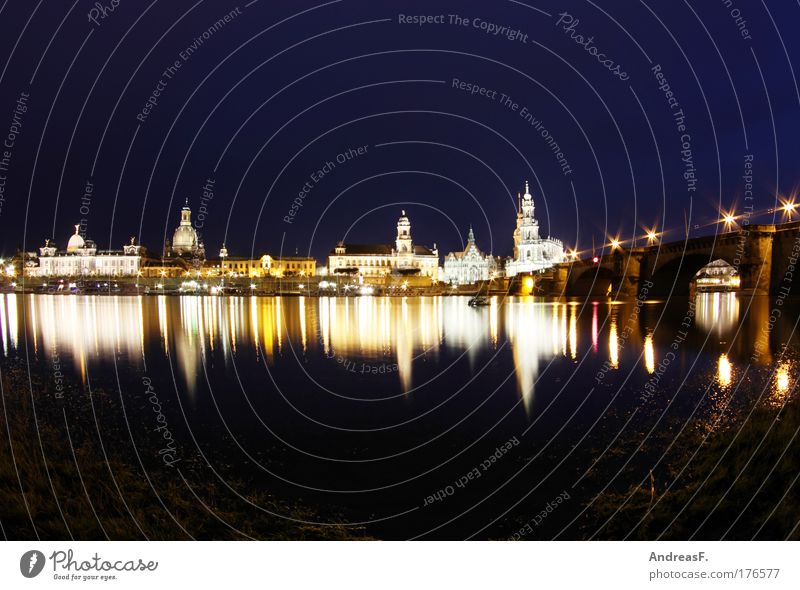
[782,200,797,220]
[721,209,736,231]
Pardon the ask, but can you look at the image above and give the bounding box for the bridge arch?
[647,253,736,296]
[567,263,616,296]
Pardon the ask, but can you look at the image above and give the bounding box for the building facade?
[269,256,316,277]
[30,226,145,278]
[505,182,565,276]
[443,227,498,285]
[327,211,439,280]
[217,245,316,277]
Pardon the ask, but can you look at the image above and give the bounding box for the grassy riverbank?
[581,395,800,540]
[0,364,369,540]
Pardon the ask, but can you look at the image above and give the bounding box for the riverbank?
[0,363,370,540]
[577,390,800,540]
[1,276,514,297]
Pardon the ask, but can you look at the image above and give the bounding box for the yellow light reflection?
[776,365,789,394]
[644,334,655,374]
[568,306,577,360]
[718,354,732,387]
[609,316,619,369]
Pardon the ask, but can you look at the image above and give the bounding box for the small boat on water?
[468,295,490,307]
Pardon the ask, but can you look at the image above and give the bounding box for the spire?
[467,225,475,244]
[525,180,530,195]
[74,224,80,235]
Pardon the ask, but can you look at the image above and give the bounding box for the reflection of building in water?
[316,296,444,390]
[695,292,739,337]
[505,300,564,411]
[505,182,566,277]
[0,294,19,355]
[20,295,145,381]
[693,259,740,291]
[443,227,498,285]
[441,295,497,364]
[327,211,439,280]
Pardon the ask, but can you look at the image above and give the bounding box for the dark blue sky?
[0,0,798,262]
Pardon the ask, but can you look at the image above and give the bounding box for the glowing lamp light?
[610,239,621,250]
[777,366,790,393]
[569,249,579,260]
[592,256,600,264]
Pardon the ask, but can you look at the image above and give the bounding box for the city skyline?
[0,1,797,266]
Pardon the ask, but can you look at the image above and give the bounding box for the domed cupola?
[67,224,85,252]
[171,198,199,254]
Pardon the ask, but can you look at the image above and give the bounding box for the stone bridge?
[545,222,800,297]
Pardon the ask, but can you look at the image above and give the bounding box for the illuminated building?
[505,182,566,276]
[29,227,146,278]
[165,199,205,261]
[216,244,315,277]
[443,226,499,285]
[268,256,316,277]
[693,259,740,291]
[327,210,439,280]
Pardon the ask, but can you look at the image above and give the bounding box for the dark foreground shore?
[2,359,798,540]
[0,363,369,540]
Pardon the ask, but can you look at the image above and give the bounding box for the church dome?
[66,224,85,252]
[172,200,199,254]
[172,225,198,251]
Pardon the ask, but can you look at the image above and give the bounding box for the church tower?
[396,210,412,254]
[506,180,565,276]
[514,181,540,259]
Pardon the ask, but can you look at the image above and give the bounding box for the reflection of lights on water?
[718,354,732,386]
[644,334,655,374]
[695,292,738,336]
[506,300,561,412]
[768,363,794,408]
[776,365,790,393]
[591,302,598,353]
[489,296,498,345]
[609,316,619,369]
[568,306,577,360]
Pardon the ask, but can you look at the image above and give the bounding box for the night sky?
[0,0,798,262]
